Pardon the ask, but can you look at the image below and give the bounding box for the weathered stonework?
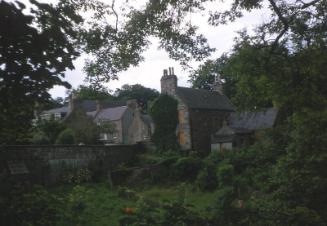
[177,101,192,150]
[160,68,177,97]
[128,109,153,143]
[160,67,234,154]
[189,109,230,156]
[0,145,140,184]
[160,69,192,150]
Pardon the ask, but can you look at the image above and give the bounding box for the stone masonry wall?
[189,109,230,156]
[0,145,139,184]
[177,102,192,150]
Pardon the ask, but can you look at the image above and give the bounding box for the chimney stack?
[213,73,223,94]
[127,99,137,109]
[160,67,177,96]
[68,93,75,112]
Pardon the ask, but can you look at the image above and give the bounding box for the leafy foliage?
[195,160,218,191]
[32,118,67,144]
[30,131,51,145]
[150,94,179,151]
[0,0,82,144]
[55,128,75,145]
[172,157,202,181]
[3,185,63,226]
[115,84,159,112]
[189,56,229,91]
[65,108,99,144]
[73,84,114,101]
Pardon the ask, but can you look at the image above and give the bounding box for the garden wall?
[0,144,141,184]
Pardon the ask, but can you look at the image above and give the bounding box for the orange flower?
[123,207,135,214]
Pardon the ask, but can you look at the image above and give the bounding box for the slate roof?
[101,100,127,108]
[211,123,252,143]
[74,100,127,112]
[93,106,128,122]
[229,108,278,130]
[176,87,235,111]
[140,114,153,126]
[74,100,97,112]
[42,106,69,114]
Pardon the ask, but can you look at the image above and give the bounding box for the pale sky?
[46,1,271,98]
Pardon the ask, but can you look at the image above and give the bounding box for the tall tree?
[114,84,159,112]
[73,85,114,101]
[0,0,214,143]
[0,0,81,143]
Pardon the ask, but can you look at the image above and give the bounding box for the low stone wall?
[0,144,140,184]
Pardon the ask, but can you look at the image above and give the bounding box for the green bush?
[196,160,218,191]
[65,108,99,144]
[55,128,75,144]
[117,187,137,200]
[62,168,91,184]
[30,131,51,144]
[172,157,202,181]
[34,118,66,144]
[150,94,179,151]
[88,159,106,183]
[6,185,63,226]
[217,162,234,187]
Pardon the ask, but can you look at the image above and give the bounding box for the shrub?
[88,159,106,183]
[117,187,137,200]
[34,118,66,144]
[64,185,90,225]
[30,131,51,144]
[172,157,202,181]
[217,162,234,187]
[150,94,179,151]
[196,160,218,191]
[55,128,75,144]
[65,108,99,144]
[161,202,209,226]
[119,197,160,226]
[7,185,63,226]
[62,168,91,184]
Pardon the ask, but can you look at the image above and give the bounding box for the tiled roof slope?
[42,106,69,114]
[74,100,127,112]
[93,106,128,121]
[176,87,235,111]
[229,108,278,130]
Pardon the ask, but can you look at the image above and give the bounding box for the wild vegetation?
[1,0,326,225]
[3,126,326,225]
[150,94,179,152]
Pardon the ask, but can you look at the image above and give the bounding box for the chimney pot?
[160,67,178,95]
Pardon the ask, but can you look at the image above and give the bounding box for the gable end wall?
[189,109,230,156]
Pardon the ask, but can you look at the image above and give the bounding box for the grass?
[50,182,216,226]
[52,183,134,226]
[138,184,216,214]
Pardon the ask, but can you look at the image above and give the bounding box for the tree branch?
[301,0,320,9]
[268,0,289,28]
[111,0,118,33]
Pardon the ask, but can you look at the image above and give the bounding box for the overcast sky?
[48,1,271,98]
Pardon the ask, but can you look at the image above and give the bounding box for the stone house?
[160,67,235,156]
[39,99,153,145]
[211,108,278,151]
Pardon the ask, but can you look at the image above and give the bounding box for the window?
[54,113,61,120]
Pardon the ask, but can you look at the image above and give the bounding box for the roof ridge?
[176,86,235,111]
